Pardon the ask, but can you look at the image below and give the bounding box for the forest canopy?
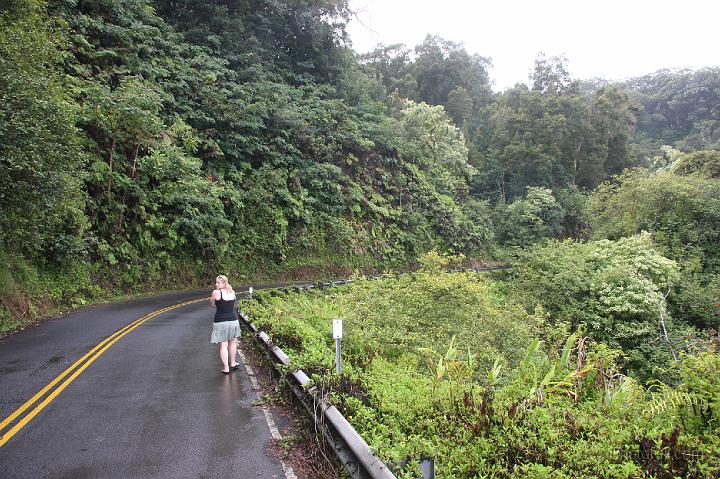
[1,0,718,347]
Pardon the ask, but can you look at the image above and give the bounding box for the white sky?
[346,0,720,91]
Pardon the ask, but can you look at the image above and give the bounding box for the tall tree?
[413,35,493,109]
[0,0,86,261]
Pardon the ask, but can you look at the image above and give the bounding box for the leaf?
[560,331,579,366]
[540,365,556,388]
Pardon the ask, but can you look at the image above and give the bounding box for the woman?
[210,275,241,374]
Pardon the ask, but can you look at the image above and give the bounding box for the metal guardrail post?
[420,458,435,479]
[238,310,396,479]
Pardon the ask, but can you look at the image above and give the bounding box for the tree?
[530,53,578,95]
[446,86,473,127]
[413,35,493,109]
[394,99,472,198]
[0,0,87,261]
[357,43,417,100]
[589,86,640,179]
[508,234,680,379]
[587,169,720,270]
[156,0,352,84]
[588,168,720,331]
[470,57,639,201]
[671,149,720,178]
[624,67,720,150]
[496,187,565,247]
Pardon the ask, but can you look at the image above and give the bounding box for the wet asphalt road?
[0,288,288,478]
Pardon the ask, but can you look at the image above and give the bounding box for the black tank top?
[214,290,238,323]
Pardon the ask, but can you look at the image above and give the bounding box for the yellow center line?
[0,311,155,432]
[0,297,206,448]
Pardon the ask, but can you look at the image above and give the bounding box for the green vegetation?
[587,162,720,336]
[2,0,719,475]
[622,69,720,153]
[245,252,719,478]
[2,1,718,331]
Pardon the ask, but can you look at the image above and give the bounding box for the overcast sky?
[346,0,720,91]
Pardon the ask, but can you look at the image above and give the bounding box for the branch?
[658,287,678,361]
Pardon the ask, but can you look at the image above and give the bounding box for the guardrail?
[239,266,504,478]
[238,310,397,479]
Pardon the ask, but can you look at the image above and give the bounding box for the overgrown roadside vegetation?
[244,251,720,479]
[236,335,342,479]
[0,250,212,335]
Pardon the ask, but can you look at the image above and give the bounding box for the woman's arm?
[210,289,221,306]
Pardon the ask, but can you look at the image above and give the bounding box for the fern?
[644,389,709,417]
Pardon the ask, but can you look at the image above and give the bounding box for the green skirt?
[210,320,241,343]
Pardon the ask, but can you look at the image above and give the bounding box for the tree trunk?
[573,138,583,186]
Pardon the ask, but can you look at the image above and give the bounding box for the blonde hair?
[216,274,234,293]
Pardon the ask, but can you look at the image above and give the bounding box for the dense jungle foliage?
[245,252,719,478]
[2,0,718,476]
[2,0,718,332]
[1,0,718,325]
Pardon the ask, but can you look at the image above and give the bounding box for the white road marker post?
[248,286,253,300]
[333,319,343,374]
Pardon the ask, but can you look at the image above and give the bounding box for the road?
[0,289,291,478]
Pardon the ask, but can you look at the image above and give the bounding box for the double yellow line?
[0,296,206,447]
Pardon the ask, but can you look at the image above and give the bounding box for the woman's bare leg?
[218,341,229,372]
[229,339,238,368]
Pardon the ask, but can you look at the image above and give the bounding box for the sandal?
[230,363,240,371]
[221,369,231,375]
